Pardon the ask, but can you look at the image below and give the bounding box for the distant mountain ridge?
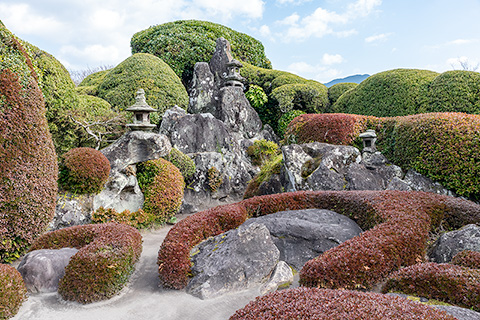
[324,74,370,87]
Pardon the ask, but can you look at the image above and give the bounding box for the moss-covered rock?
[96,53,188,121]
[327,82,358,106]
[130,20,272,84]
[332,69,439,117]
[0,21,58,263]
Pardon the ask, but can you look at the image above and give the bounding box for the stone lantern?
[359,129,377,152]
[224,59,245,89]
[126,89,157,131]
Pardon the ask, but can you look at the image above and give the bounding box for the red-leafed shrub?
[158,190,480,290]
[1,23,58,263]
[451,250,480,269]
[0,264,27,320]
[137,158,185,224]
[382,262,480,311]
[285,112,480,200]
[29,223,142,304]
[230,287,456,320]
[59,147,110,194]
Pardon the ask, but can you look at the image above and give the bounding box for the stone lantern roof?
[224,59,245,89]
[126,89,157,131]
[359,129,377,152]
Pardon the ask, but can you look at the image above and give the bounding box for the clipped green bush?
[76,69,110,95]
[382,262,480,311]
[130,20,271,84]
[158,190,480,290]
[29,223,142,304]
[165,148,196,182]
[285,112,480,199]
[424,70,480,114]
[451,250,480,269]
[59,147,110,194]
[137,158,184,223]
[271,83,329,114]
[0,264,27,320]
[92,207,153,229]
[327,82,358,106]
[230,287,456,320]
[332,69,439,116]
[277,109,305,138]
[0,22,58,263]
[245,84,268,111]
[246,139,279,166]
[96,53,188,122]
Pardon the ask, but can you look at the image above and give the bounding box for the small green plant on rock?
[207,167,223,193]
[246,139,280,166]
[165,148,196,182]
[91,207,153,229]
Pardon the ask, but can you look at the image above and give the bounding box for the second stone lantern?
[126,89,157,131]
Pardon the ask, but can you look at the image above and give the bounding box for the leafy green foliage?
[0,264,27,320]
[29,223,142,304]
[76,69,110,95]
[327,82,358,106]
[0,23,58,263]
[286,112,480,199]
[59,147,110,195]
[92,207,153,229]
[165,148,196,182]
[230,287,457,320]
[277,109,305,138]
[137,158,185,224]
[382,262,480,311]
[246,139,279,166]
[245,84,268,110]
[130,20,272,84]
[158,190,480,290]
[332,69,439,116]
[96,53,188,120]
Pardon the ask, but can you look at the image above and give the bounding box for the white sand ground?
[12,215,261,320]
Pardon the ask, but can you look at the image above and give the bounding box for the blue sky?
[1,0,479,83]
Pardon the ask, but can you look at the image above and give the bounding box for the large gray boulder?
[243,209,363,270]
[209,37,233,88]
[188,62,216,115]
[403,169,455,196]
[17,248,78,293]
[187,223,280,299]
[429,224,480,263]
[50,192,93,230]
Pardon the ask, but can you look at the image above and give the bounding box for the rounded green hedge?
[327,82,358,106]
[96,53,188,121]
[77,69,110,95]
[165,148,196,182]
[59,147,111,194]
[0,22,58,263]
[0,264,27,320]
[137,158,185,224]
[130,20,271,84]
[332,69,439,117]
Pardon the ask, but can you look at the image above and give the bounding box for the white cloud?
[191,0,265,20]
[322,53,344,65]
[88,9,126,30]
[446,39,478,46]
[0,3,63,35]
[276,0,312,5]
[286,61,343,83]
[59,44,125,69]
[365,33,391,43]
[277,0,382,41]
[259,25,272,37]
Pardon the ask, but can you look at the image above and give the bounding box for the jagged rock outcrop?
[50,193,94,230]
[429,224,480,263]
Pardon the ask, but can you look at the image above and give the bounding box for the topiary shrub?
[246,139,279,166]
[91,207,153,229]
[137,158,184,224]
[277,109,305,138]
[96,53,188,122]
[0,22,58,263]
[0,264,27,320]
[451,250,480,269]
[130,20,272,84]
[332,69,439,117]
[230,287,456,320]
[59,147,110,195]
[382,262,480,311]
[29,223,142,304]
[285,112,480,199]
[327,82,358,106]
[76,69,110,96]
[164,148,196,182]
[271,83,329,114]
[158,190,480,290]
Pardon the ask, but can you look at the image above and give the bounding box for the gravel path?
[12,216,260,320]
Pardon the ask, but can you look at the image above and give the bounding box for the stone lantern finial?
[126,89,157,131]
[359,129,377,153]
[224,59,245,89]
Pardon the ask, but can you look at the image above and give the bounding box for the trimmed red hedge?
[382,262,480,311]
[285,112,480,199]
[229,287,456,320]
[0,264,27,320]
[451,250,480,269]
[158,190,480,290]
[29,223,142,303]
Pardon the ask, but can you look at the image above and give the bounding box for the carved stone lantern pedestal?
[126,89,157,131]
